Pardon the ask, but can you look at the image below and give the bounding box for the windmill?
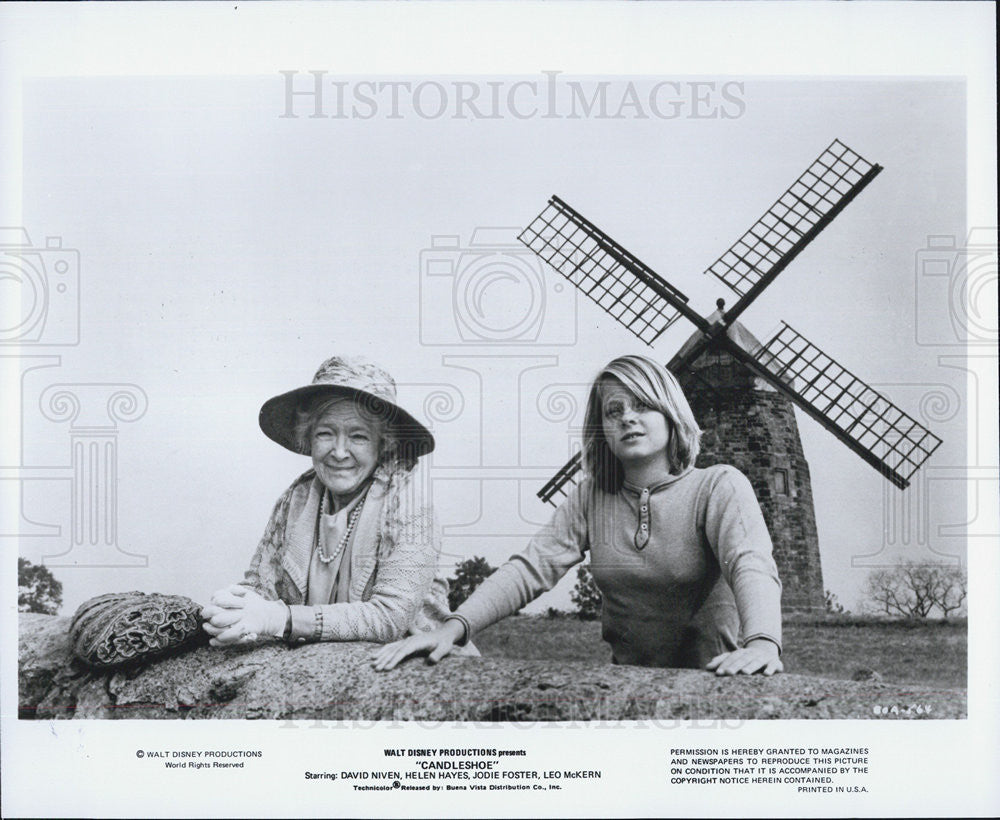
[517,139,943,612]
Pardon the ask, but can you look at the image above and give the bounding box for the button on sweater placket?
[635,487,651,550]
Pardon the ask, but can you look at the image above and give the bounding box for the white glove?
[201,585,289,646]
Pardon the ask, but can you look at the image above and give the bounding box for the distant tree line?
[447,556,603,620]
[450,555,966,623]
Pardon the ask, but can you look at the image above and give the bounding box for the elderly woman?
[202,356,470,649]
[375,354,781,675]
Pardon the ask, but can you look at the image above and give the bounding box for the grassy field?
[474,614,967,690]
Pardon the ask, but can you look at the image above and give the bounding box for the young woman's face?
[310,401,382,501]
[600,379,670,465]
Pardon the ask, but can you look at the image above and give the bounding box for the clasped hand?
[201,584,287,646]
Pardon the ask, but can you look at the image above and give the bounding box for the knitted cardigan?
[243,468,454,643]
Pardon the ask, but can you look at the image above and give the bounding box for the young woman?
[201,355,475,653]
[374,354,782,675]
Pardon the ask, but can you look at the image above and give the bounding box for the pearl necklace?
[316,490,367,565]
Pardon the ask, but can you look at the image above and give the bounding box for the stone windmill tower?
[520,140,942,614]
[674,301,823,612]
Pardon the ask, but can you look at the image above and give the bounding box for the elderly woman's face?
[310,401,382,500]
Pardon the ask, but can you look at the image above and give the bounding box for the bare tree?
[863,560,967,619]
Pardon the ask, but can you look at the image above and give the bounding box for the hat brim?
[259,384,435,457]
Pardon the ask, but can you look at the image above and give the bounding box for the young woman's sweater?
[456,464,782,667]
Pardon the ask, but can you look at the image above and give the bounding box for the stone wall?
[19,614,965,721]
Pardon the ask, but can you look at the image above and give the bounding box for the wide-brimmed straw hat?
[259,355,434,457]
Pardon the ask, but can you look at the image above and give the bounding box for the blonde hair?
[582,354,701,494]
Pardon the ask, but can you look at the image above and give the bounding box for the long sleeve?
[702,466,783,651]
[242,482,299,600]
[456,480,590,636]
[291,475,444,643]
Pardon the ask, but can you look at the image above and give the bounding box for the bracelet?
[310,608,324,642]
[281,602,293,642]
[445,614,471,647]
[743,635,782,655]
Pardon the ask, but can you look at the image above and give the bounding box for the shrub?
[824,589,846,615]
[18,557,63,615]
[447,556,496,611]
[570,564,602,621]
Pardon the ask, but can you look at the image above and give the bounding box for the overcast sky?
[13,74,970,615]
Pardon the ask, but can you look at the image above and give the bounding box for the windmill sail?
[518,196,700,346]
[524,141,940,504]
[538,451,583,505]
[706,139,882,322]
[539,321,944,504]
[735,322,943,489]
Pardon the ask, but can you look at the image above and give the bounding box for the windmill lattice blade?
[707,140,881,299]
[519,197,690,346]
[537,452,583,506]
[753,323,943,487]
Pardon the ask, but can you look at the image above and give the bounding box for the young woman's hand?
[372,620,466,671]
[705,638,783,676]
[201,584,288,646]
